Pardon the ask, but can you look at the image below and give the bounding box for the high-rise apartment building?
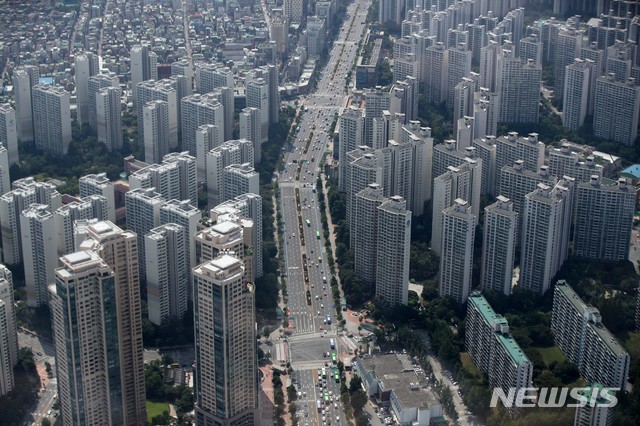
[0,187,36,265]
[193,254,257,425]
[548,144,604,183]
[555,27,583,101]
[239,107,262,162]
[519,34,542,66]
[424,42,448,104]
[446,44,472,108]
[12,67,38,142]
[496,45,541,124]
[88,72,119,131]
[54,198,106,257]
[196,124,222,182]
[162,151,198,207]
[62,221,147,425]
[130,152,197,207]
[432,141,481,188]
[125,188,164,281]
[145,224,189,325]
[74,52,101,124]
[21,204,57,307]
[306,17,327,59]
[0,104,18,167]
[0,265,17,396]
[245,78,270,144]
[573,384,616,426]
[593,73,640,145]
[338,106,364,191]
[473,88,499,138]
[439,199,476,304]
[171,59,193,96]
[160,199,201,296]
[32,85,71,157]
[563,58,596,131]
[283,0,304,24]
[479,41,500,91]
[494,132,545,193]
[472,136,497,196]
[520,180,574,295]
[375,196,411,306]
[223,163,259,202]
[195,63,234,96]
[96,87,123,152]
[135,80,178,150]
[181,93,225,157]
[206,140,254,207]
[499,162,557,216]
[130,44,158,100]
[574,176,636,262]
[431,161,481,257]
[213,194,263,278]
[465,293,533,412]
[481,196,518,295]
[353,184,386,285]
[79,173,116,222]
[552,281,630,389]
[0,145,9,197]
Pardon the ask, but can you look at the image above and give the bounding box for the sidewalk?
[319,174,343,293]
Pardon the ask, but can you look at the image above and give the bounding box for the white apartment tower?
[162,151,198,207]
[0,265,17,396]
[573,384,616,426]
[552,281,630,389]
[96,87,123,152]
[563,58,596,131]
[193,255,257,425]
[0,104,18,166]
[88,72,119,131]
[54,199,102,257]
[481,196,518,295]
[375,196,411,306]
[12,68,36,142]
[223,163,259,202]
[555,27,583,101]
[171,59,194,96]
[130,44,158,100]
[353,184,386,285]
[195,63,234,95]
[74,52,101,124]
[66,221,147,425]
[245,78,270,145]
[206,140,255,207]
[240,107,262,163]
[283,0,304,24]
[494,132,545,193]
[431,161,481,257]
[32,85,72,157]
[496,46,541,124]
[181,93,225,157]
[0,187,36,265]
[0,145,9,196]
[364,88,392,146]
[21,204,57,307]
[446,44,472,108]
[499,162,557,216]
[338,106,364,191]
[424,42,448,104]
[125,188,164,281]
[593,73,640,145]
[145,224,189,325]
[439,199,476,304]
[79,173,116,222]
[472,136,498,196]
[520,181,574,295]
[135,80,178,150]
[574,177,637,262]
[196,124,222,182]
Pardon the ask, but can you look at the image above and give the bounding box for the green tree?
[350,389,368,413]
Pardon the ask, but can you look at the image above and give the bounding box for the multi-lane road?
[275,0,370,424]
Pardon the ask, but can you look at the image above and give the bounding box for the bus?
[334,370,340,382]
[316,231,320,239]
[329,338,335,350]
[306,219,311,227]
[323,392,330,404]
[317,400,322,411]
[321,368,327,379]
[331,353,337,364]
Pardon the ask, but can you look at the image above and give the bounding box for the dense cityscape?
[0,0,640,425]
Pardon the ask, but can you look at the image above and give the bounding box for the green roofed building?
[465,292,533,414]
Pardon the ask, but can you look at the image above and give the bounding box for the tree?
[349,375,363,394]
[350,389,368,413]
[41,419,51,426]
